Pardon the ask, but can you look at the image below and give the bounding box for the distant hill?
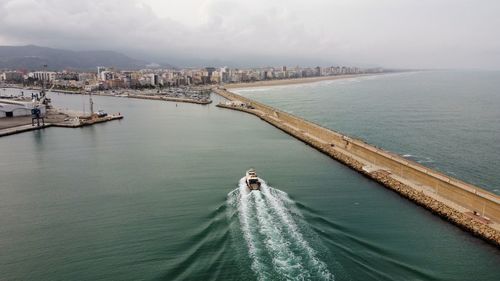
[0,45,159,71]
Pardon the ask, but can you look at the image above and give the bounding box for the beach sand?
[224,73,376,89]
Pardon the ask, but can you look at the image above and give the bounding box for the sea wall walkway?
[214,88,500,247]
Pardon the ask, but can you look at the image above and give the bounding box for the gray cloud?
[1,0,499,69]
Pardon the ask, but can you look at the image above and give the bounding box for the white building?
[100,71,114,81]
[0,99,46,118]
[30,71,57,81]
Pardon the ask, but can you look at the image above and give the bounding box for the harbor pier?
[215,88,500,246]
[0,111,124,137]
[127,94,212,105]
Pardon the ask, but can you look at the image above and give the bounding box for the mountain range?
[0,45,166,71]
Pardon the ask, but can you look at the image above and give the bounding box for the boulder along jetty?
[215,87,500,247]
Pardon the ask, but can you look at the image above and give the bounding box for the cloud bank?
[0,0,499,69]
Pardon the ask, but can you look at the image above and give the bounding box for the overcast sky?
[0,0,499,69]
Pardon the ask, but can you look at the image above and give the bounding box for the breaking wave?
[227,178,334,281]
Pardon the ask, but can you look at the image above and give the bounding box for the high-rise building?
[97,66,107,78]
[100,71,114,81]
[315,66,321,76]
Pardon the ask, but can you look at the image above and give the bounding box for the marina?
[103,87,212,104]
[0,88,124,137]
[2,85,213,105]
[1,84,211,138]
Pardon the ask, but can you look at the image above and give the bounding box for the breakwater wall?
[215,88,500,246]
[129,95,212,105]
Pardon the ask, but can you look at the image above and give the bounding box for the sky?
[0,0,499,69]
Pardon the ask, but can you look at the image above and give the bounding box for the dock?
[215,88,500,247]
[0,114,123,137]
[0,123,51,137]
[52,114,124,128]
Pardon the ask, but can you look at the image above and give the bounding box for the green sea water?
[235,70,500,195]
[0,85,499,280]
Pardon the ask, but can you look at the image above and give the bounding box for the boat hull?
[246,180,261,191]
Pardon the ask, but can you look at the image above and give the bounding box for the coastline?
[127,94,212,105]
[214,88,500,247]
[224,73,380,89]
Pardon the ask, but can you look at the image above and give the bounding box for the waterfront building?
[100,71,114,81]
[147,73,160,86]
[315,66,321,76]
[78,73,96,82]
[265,70,274,80]
[84,84,99,92]
[56,71,79,81]
[210,71,221,84]
[30,71,57,81]
[1,71,24,82]
[0,99,46,118]
[108,78,126,88]
[97,66,107,78]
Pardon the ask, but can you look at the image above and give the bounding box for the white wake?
[227,178,334,281]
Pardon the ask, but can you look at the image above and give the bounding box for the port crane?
[31,65,53,126]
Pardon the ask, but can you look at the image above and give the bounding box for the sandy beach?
[224,73,378,89]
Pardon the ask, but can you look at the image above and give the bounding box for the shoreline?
[214,88,500,247]
[127,94,212,105]
[0,109,124,138]
[224,73,381,89]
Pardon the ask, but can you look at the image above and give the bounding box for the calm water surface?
[0,88,499,280]
[236,71,500,194]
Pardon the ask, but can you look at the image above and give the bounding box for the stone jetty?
[215,88,500,247]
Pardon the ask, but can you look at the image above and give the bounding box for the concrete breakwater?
[215,88,500,246]
[128,94,212,105]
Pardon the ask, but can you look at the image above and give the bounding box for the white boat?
[245,169,261,191]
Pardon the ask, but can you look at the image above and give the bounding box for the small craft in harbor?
[245,168,261,191]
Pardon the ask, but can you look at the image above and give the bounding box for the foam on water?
[228,185,269,280]
[227,178,334,281]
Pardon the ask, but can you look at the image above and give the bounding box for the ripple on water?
[228,178,335,281]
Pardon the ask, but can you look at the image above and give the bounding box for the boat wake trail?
[227,178,334,281]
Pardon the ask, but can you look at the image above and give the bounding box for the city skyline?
[1,64,381,91]
[1,0,499,70]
